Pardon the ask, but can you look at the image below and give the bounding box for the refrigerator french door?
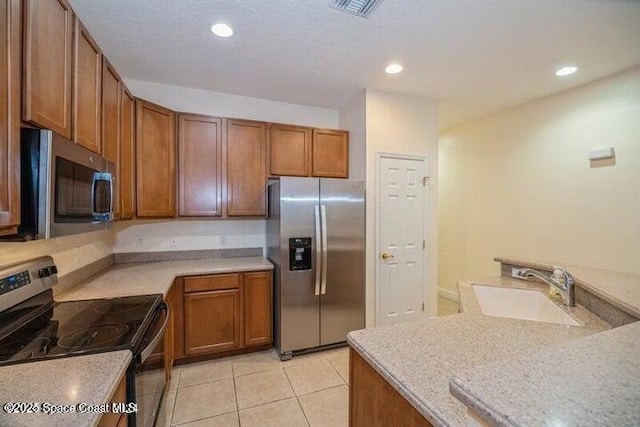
[267,177,365,359]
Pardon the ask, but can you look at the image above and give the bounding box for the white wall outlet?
[136,237,144,248]
[169,236,177,248]
[219,235,227,246]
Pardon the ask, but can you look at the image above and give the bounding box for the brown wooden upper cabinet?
[135,99,176,218]
[312,128,349,178]
[72,16,101,154]
[0,0,21,236]
[23,0,73,138]
[269,125,349,178]
[178,114,223,217]
[119,86,135,220]
[102,60,121,166]
[226,119,267,216]
[269,124,311,177]
[102,60,121,218]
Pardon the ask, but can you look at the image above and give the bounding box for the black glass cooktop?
[0,293,162,365]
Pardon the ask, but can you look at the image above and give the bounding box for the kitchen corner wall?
[363,90,439,325]
[439,67,640,293]
[0,231,113,276]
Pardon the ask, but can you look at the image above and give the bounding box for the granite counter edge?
[346,334,449,427]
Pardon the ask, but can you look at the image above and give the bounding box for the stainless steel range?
[0,257,168,427]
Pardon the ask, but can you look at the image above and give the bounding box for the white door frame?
[375,151,431,326]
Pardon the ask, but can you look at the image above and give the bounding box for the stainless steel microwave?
[1,129,114,241]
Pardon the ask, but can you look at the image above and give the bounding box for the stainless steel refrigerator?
[267,177,365,359]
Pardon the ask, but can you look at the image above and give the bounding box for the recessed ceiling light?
[211,23,233,38]
[555,66,577,77]
[385,63,403,74]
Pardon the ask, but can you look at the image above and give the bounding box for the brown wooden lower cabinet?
[98,375,127,427]
[184,288,242,355]
[244,271,272,347]
[349,348,433,427]
[173,270,273,361]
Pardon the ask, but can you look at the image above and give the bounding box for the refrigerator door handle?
[314,205,321,296]
[321,204,328,295]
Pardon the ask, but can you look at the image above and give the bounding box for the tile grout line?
[283,365,312,426]
[171,409,238,427]
[232,361,242,427]
[168,370,181,426]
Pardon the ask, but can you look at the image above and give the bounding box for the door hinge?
[422,302,425,312]
[422,240,425,249]
[422,176,429,186]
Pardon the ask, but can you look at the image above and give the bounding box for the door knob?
[381,252,394,261]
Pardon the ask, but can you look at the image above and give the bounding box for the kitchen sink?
[472,285,580,326]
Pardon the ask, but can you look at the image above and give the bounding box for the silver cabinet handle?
[321,205,328,295]
[314,205,321,296]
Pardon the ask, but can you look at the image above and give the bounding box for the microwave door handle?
[91,172,114,221]
[109,173,114,220]
[140,303,169,364]
[90,173,99,219]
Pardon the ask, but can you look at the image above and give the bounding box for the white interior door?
[377,155,427,326]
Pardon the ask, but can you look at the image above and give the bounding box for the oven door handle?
[140,303,169,364]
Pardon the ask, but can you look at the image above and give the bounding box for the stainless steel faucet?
[512,266,576,307]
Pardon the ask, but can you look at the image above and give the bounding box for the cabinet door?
[102,60,120,165]
[184,289,241,355]
[312,129,349,178]
[243,271,273,347]
[102,60,121,218]
[0,0,20,236]
[226,119,267,216]
[119,87,135,219]
[23,0,73,138]
[72,17,101,154]
[269,124,311,176]
[135,99,176,217]
[178,115,223,216]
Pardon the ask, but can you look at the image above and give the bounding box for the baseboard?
[438,286,458,302]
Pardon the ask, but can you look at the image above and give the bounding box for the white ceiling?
[68,0,640,130]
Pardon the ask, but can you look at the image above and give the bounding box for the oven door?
[130,302,169,427]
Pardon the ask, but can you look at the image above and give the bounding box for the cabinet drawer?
[184,274,240,293]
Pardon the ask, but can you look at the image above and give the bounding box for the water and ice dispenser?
[289,238,312,271]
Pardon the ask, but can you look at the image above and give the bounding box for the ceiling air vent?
[329,0,385,18]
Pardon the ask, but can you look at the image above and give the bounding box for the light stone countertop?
[496,256,640,318]
[450,321,640,427]
[347,276,611,426]
[56,256,273,301]
[0,351,131,427]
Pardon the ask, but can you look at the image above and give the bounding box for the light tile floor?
[158,297,459,426]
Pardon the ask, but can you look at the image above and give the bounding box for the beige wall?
[0,231,113,276]
[339,91,366,180]
[365,90,439,325]
[125,79,339,129]
[113,220,265,253]
[439,67,640,292]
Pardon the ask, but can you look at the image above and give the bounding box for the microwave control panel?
[289,238,312,271]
